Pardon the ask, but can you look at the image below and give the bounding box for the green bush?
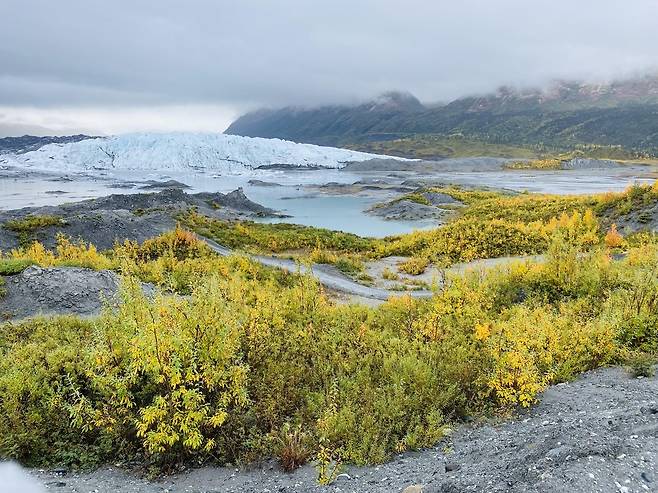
[2,215,66,247]
[181,211,377,254]
[2,215,65,233]
[0,259,35,276]
[624,351,656,378]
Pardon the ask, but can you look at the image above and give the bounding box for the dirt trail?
[199,236,434,301]
[26,366,657,492]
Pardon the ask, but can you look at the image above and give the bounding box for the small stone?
[445,463,460,472]
[546,445,570,460]
[45,481,66,487]
[336,473,352,481]
[402,485,424,493]
[641,472,653,483]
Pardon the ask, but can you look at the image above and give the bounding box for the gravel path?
[23,366,657,493]
[199,236,434,301]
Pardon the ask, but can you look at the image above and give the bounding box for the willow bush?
[1,234,658,471]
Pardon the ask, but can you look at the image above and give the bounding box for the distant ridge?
[226,76,658,154]
[0,135,93,155]
[226,91,427,146]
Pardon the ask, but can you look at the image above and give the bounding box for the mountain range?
[226,76,658,156]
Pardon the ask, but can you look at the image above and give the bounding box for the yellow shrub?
[3,220,658,472]
[604,223,624,249]
[54,236,114,270]
[309,248,338,264]
[138,225,209,261]
[482,305,615,407]
[10,235,114,270]
[398,257,429,275]
[11,241,56,266]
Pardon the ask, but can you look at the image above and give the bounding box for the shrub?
[309,248,337,265]
[604,223,624,249]
[276,424,312,472]
[181,211,377,254]
[380,209,600,266]
[504,158,562,170]
[333,256,364,276]
[398,257,429,275]
[0,258,35,276]
[9,235,113,270]
[2,215,64,233]
[2,215,66,247]
[624,351,656,378]
[136,226,210,261]
[3,207,658,473]
[0,317,105,465]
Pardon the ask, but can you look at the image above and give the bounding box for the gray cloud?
[1,0,657,134]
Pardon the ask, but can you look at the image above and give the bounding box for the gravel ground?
[0,266,153,320]
[0,188,279,251]
[21,366,657,493]
[367,199,455,221]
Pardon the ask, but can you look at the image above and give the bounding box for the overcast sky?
[1,0,657,136]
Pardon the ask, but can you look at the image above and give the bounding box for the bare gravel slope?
[0,266,154,320]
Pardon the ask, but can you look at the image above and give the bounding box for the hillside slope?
[226,76,658,155]
[228,92,426,146]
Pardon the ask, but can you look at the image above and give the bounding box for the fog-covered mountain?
[1,132,401,173]
[226,92,427,146]
[225,76,658,153]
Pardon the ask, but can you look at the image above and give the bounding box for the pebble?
[401,485,424,493]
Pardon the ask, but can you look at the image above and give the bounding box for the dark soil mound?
[0,188,279,250]
[1,266,128,319]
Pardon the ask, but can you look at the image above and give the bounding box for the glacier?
[1,133,404,173]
